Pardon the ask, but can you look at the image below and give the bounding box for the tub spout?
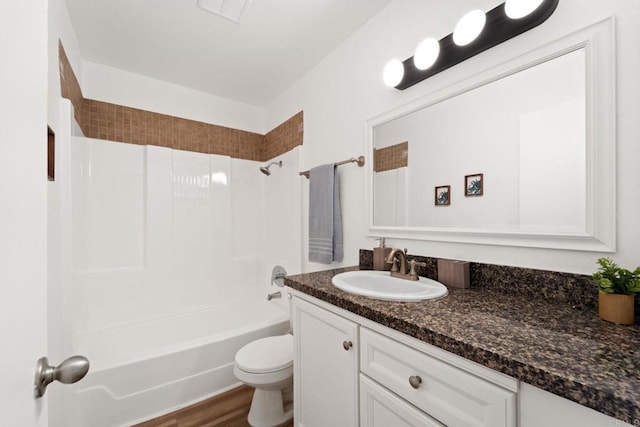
[267,291,282,301]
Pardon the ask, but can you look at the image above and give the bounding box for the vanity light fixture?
[505,0,546,19]
[413,38,440,70]
[383,59,405,87]
[452,10,486,46]
[384,0,559,90]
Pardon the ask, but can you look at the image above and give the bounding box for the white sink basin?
[331,271,448,302]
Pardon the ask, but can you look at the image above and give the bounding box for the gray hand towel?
[308,164,343,264]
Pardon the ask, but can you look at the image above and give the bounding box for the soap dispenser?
[373,238,392,271]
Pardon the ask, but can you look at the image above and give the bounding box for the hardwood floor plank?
[191,407,250,427]
[134,386,254,427]
[135,414,179,427]
[134,385,294,427]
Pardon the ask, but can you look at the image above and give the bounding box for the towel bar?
[299,156,365,178]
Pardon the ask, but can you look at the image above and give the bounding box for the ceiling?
[65,0,392,106]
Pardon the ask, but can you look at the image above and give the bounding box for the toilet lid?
[235,334,293,374]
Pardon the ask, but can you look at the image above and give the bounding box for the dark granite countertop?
[285,266,640,424]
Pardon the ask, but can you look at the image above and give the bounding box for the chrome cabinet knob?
[342,340,353,351]
[409,375,422,389]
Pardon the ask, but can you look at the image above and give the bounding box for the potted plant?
[593,257,640,324]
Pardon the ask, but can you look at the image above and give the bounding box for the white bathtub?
[68,299,290,427]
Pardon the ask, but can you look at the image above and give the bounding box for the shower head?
[260,160,282,176]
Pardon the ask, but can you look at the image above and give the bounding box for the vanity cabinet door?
[292,296,359,427]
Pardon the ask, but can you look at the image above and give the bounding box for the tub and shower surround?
[70,300,289,427]
[71,137,261,334]
[67,136,301,426]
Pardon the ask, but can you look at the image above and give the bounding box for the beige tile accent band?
[59,41,302,161]
[373,141,408,172]
[59,41,84,127]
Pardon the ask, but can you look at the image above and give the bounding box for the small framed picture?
[435,185,451,206]
[465,173,483,196]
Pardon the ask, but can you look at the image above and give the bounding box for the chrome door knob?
[409,375,422,389]
[342,340,353,351]
[34,355,90,398]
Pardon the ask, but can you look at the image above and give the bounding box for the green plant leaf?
[593,257,640,295]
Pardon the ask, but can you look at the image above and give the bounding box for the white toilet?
[234,334,294,427]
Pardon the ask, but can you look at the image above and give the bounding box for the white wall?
[259,147,304,292]
[81,61,266,134]
[266,0,640,275]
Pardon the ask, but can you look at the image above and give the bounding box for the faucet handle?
[408,259,427,281]
[389,257,400,272]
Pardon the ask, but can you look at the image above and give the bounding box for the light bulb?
[383,59,405,87]
[453,9,486,46]
[505,0,545,19]
[413,38,440,71]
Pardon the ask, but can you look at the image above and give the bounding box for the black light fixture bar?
[395,0,559,90]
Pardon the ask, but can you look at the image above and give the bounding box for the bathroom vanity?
[292,295,515,426]
[286,267,640,427]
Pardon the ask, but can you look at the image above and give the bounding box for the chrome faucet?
[386,248,427,281]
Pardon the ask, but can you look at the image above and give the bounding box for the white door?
[0,0,50,426]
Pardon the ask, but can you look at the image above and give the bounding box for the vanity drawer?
[360,328,516,427]
[360,374,445,427]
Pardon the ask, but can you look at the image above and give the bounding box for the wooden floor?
[134,385,293,427]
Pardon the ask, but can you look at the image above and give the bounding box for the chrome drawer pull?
[409,375,422,389]
[343,340,353,351]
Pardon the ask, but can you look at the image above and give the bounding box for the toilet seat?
[235,334,293,374]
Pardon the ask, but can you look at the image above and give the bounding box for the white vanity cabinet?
[292,294,517,427]
[290,290,635,427]
[292,296,359,427]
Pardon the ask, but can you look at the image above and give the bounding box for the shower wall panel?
[71,137,265,338]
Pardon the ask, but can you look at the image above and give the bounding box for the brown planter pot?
[598,291,635,325]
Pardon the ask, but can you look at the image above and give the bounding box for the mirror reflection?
[372,48,586,233]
